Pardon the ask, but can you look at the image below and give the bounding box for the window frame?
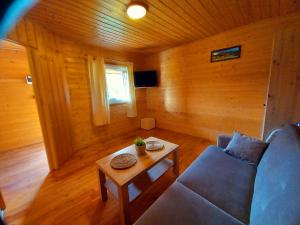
[104,64,130,105]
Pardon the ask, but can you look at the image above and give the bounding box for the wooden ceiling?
[27,0,300,52]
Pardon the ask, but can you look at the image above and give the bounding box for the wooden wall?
[7,13,300,168]
[263,26,300,138]
[141,13,300,141]
[7,18,146,168]
[0,40,42,151]
[60,39,146,151]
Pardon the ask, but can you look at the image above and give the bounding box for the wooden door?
[27,49,73,169]
[7,18,73,170]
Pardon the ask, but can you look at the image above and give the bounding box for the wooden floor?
[0,129,212,225]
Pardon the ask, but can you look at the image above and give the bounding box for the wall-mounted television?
[134,70,157,88]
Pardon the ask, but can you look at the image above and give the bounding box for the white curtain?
[87,56,110,126]
[126,62,137,117]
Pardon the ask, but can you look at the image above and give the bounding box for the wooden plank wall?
[141,13,300,141]
[59,39,146,150]
[6,18,146,168]
[0,40,42,151]
[263,26,300,138]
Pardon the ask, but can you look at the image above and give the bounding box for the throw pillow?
[224,132,268,165]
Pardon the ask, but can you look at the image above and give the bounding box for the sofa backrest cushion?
[250,125,300,225]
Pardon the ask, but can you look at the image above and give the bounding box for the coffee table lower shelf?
[105,158,173,203]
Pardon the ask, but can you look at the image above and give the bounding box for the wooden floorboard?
[0,128,212,225]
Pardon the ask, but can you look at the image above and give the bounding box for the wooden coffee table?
[96,137,179,225]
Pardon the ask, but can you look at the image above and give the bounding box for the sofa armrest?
[265,128,282,143]
[217,135,232,149]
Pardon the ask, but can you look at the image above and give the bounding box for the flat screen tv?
[134,70,157,87]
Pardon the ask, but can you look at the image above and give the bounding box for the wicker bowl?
[110,153,137,169]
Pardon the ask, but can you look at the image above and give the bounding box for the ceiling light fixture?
[127,1,148,19]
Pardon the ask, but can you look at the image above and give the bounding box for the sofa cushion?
[177,146,256,224]
[250,125,300,225]
[217,134,232,148]
[134,182,245,225]
[225,132,268,165]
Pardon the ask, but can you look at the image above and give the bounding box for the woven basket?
[110,153,137,169]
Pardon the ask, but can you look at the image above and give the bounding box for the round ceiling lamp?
[127,1,148,19]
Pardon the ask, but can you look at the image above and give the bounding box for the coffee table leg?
[98,169,108,201]
[173,149,179,177]
[118,185,130,225]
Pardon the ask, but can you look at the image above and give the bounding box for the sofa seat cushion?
[134,182,245,225]
[177,146,256,224]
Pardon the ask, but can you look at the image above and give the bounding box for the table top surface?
[96,137,179,186]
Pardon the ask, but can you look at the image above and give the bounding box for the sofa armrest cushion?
[217,135,232,149]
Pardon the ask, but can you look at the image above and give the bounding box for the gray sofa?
[135,125,300,225]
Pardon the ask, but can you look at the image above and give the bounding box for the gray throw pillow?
[224,132,268,165]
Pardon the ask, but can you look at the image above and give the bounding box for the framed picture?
[211,45,241,62]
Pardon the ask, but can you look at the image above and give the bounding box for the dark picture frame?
[211,45,241,63]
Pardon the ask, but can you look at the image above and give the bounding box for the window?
[105,64,130,104]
